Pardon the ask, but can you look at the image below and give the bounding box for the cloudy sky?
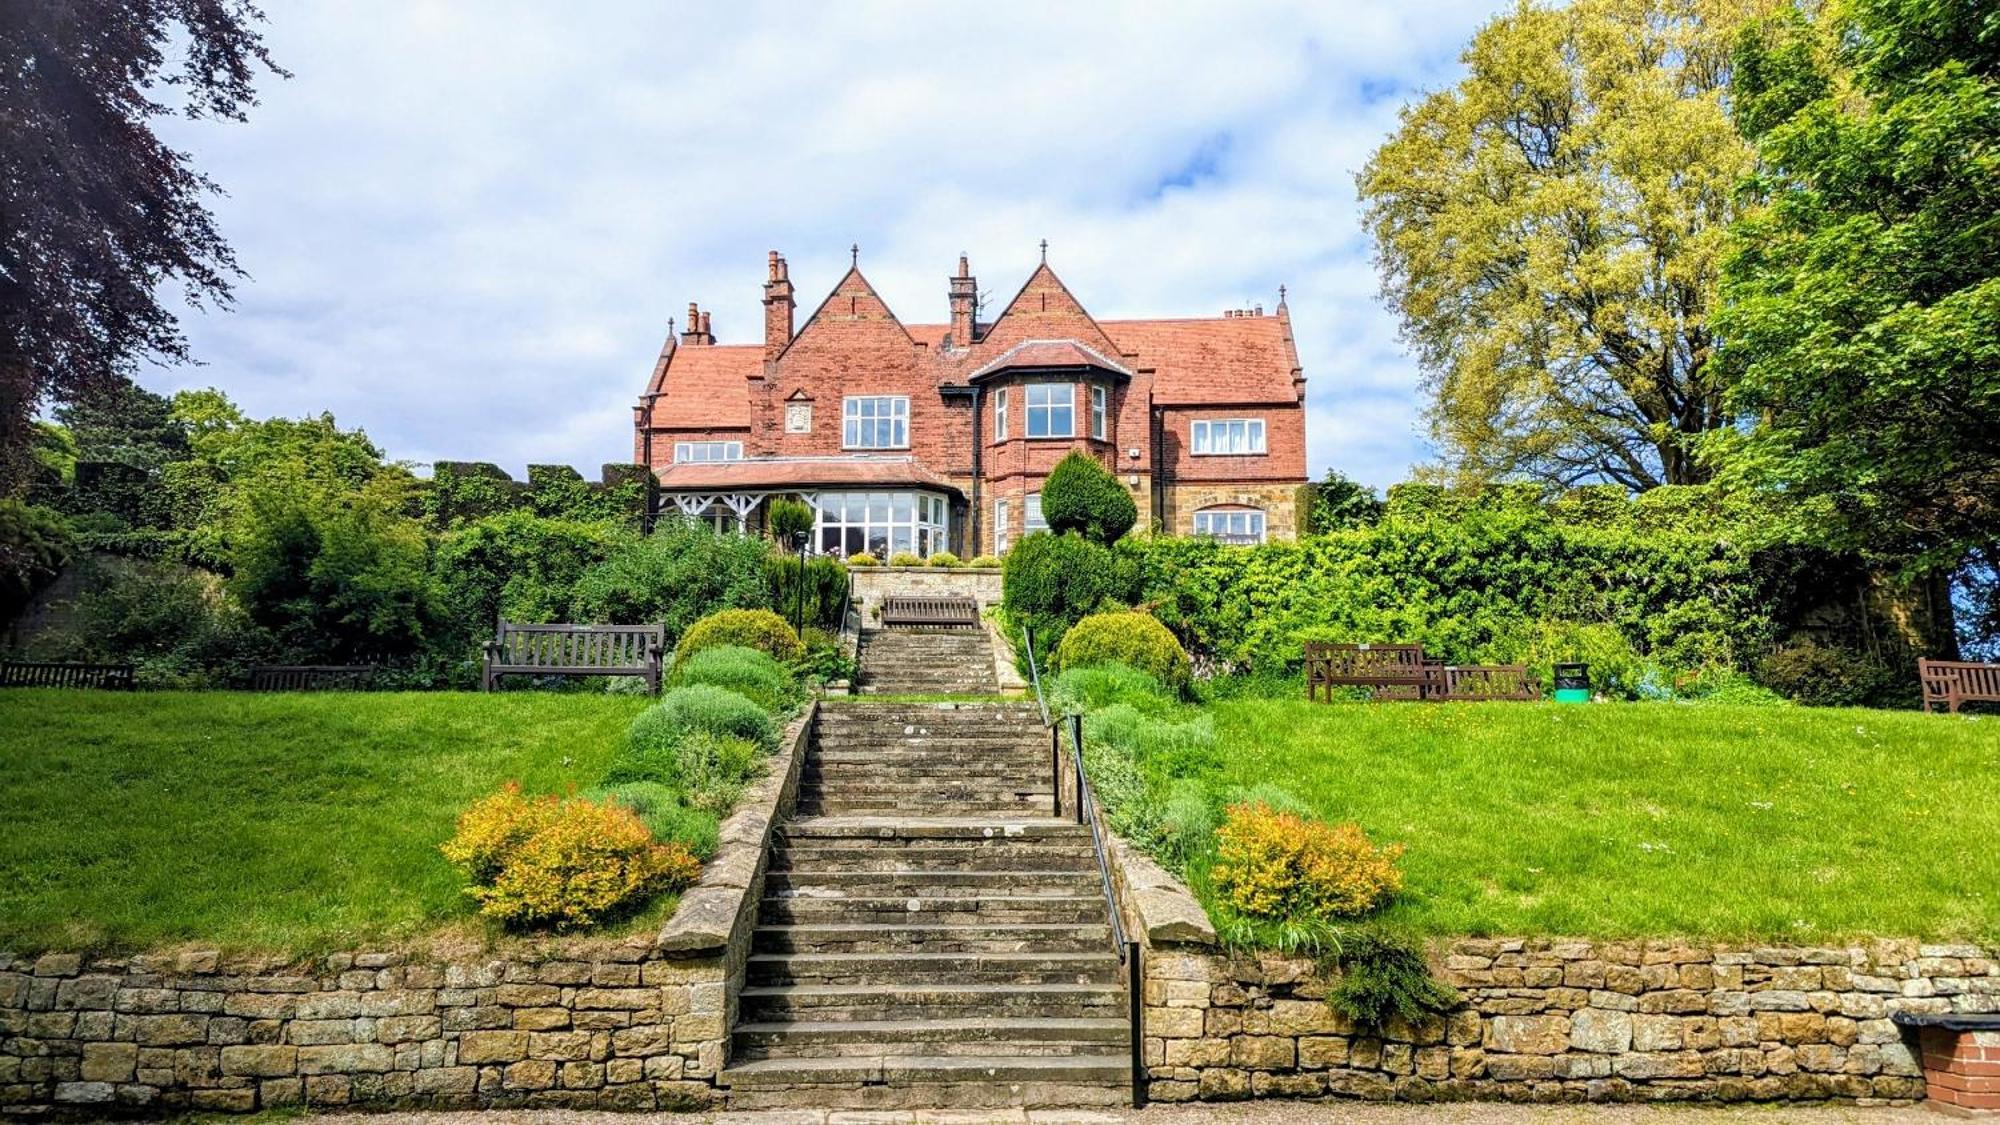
[146,0,1504,488]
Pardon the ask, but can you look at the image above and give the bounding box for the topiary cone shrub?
[1041,450,1137,546]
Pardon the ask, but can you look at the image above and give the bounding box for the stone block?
[219,1045,296,1078]
[456,1030,528,1064]
[1230,1035,1295,1070]
[189,1087,256,1111]
[496,983,560,1008]
[80,1043,137,1084]
[1570,1009,1631,1053]
[1149,1006,1204,1039]
[302,1074,352,1104]
[1197,1066,1250,1100]
[296,1043,393,1074]
[411,1066,476,1096]
[1631,1014,1683,1051]
[1485,1014,1570,1055]
[376,1015,440,1043]
[514,1007,571,1031]
[504,1058,557,1090]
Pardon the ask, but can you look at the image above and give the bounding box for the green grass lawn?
[1197,699,1999,943]
[0,689,648,954]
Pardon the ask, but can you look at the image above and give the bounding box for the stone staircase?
[854,625,999,695]
[720,701,1132,1110]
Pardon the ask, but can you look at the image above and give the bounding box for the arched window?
[1193,505,1265,545]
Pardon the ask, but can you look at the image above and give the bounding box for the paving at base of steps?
[287,1104,1941,1125]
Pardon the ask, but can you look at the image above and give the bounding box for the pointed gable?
[783,266,917,357]
[973,263,1125,361]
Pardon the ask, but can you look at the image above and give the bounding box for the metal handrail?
[1020,624,1146,1107]
[835,564,856,644]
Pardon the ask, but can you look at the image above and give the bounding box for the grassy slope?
[0,690,648,954]
[1202,700,1999,943]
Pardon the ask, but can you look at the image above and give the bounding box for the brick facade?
[633,251,1309,555]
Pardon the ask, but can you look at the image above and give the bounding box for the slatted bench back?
[1920,658,2000,713]
[1436,664,1541,701]
[249,665,378,691]
[1304,643,1433,701]
[0,661,136,690]
[484,622,665,693]
[880,595,980,630]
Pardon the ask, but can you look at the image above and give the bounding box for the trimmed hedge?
[669,644,803,712]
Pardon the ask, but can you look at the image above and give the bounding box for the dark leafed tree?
[0,1,283,492]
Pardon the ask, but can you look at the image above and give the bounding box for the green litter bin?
[1553,662,1591,703]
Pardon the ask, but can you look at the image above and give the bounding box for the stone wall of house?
[1160,481,1304,541]
[1141,938,1995,1105]
[0,943,726,1116]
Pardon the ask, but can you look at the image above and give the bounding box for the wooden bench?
[0,661,136,690]
[1304,643,1539,702]
[880,595,980,630]
[249,665,378,692]
[1305,643,1435,701]
[1919,658,2000,714]
[483,622,664,693]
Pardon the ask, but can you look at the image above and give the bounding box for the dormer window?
[1025,383,1074,438]
[843,395,909,449]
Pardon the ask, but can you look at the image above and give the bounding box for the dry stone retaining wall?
[1142,937,1996,1105]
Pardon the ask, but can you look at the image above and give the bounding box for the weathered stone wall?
[0,705,817,1118]
[848,566,1003,615]
[0,943,725,1115]
[1142,938,1995,1105]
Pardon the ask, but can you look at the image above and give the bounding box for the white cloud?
[144,0,1498,480]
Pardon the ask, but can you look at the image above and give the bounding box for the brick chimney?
[763,251,794,362]
[949,253,977,347]
[681,302,711,346]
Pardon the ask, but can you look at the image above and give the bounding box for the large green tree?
[1362,0,1769,489]
[1714,0,1999,579]
[1,2,281,490]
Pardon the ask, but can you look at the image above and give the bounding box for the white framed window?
[1025,492,1047,534]
[1025,383,1074,438]
[993,387,1008,441]
[843,396,909,449]
[1193,507,1266,545]
[810,490,949,558]
[1190,418,1266,455]
[994,498,1011,554]
[674,440,742,462]
[1090,385,1108,440]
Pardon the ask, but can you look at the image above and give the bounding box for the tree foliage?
[1361,0,1770,489]
[1712,0,2000,574]
[0,1,282,489]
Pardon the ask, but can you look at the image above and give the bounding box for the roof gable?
[783,265,917,358]
[975,263,1124,360]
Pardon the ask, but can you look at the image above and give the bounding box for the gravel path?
[293,1102,1938,1125]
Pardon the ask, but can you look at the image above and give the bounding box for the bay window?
[1025,383,1074,438]
[811,490,950,558]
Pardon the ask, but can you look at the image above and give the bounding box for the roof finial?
[1039,238,1048,264]
[1278,284,1287,306]
[668,316,676,335]
[851,243,859,267]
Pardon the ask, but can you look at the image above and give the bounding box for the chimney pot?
[768,250,780,279]
[699,310,712,339]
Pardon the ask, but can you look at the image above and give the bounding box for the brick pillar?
[1920,1028,2000,1114]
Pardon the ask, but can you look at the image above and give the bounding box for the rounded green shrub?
[888,551,924,567]
[678,608,804,664]
[927,551,962,568]
[593,781,721,859]
[1001,532,1140,656]
[1041,450,1137,545]
[965,554,1002,569]
[670,644,802,711]
[1055,610,1191,689]
[847,552,880,566]
[1755,641,1897,707]
[613,684,778,784]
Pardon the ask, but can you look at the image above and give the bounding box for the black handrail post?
[1069,712,1087,826]
[1127,938,1146,1107]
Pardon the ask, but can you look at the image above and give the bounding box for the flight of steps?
[854,625,999,695]
[720,701,1132,1111]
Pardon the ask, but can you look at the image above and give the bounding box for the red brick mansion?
[632,249,1307,558]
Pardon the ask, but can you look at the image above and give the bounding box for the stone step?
[736,983,1126,1022]
[751,923,1113,955]
[770,846,1096,873]
[746,951,1121,987]
[764,870,1101,896]
[719,1054,1129,1112]
[814,706,1039,722]
[795,793,1055,817]
[759,895,1108,926]
[733,1017,1129,1059]
[779,816,1090,840]
[803,766,1050,784]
